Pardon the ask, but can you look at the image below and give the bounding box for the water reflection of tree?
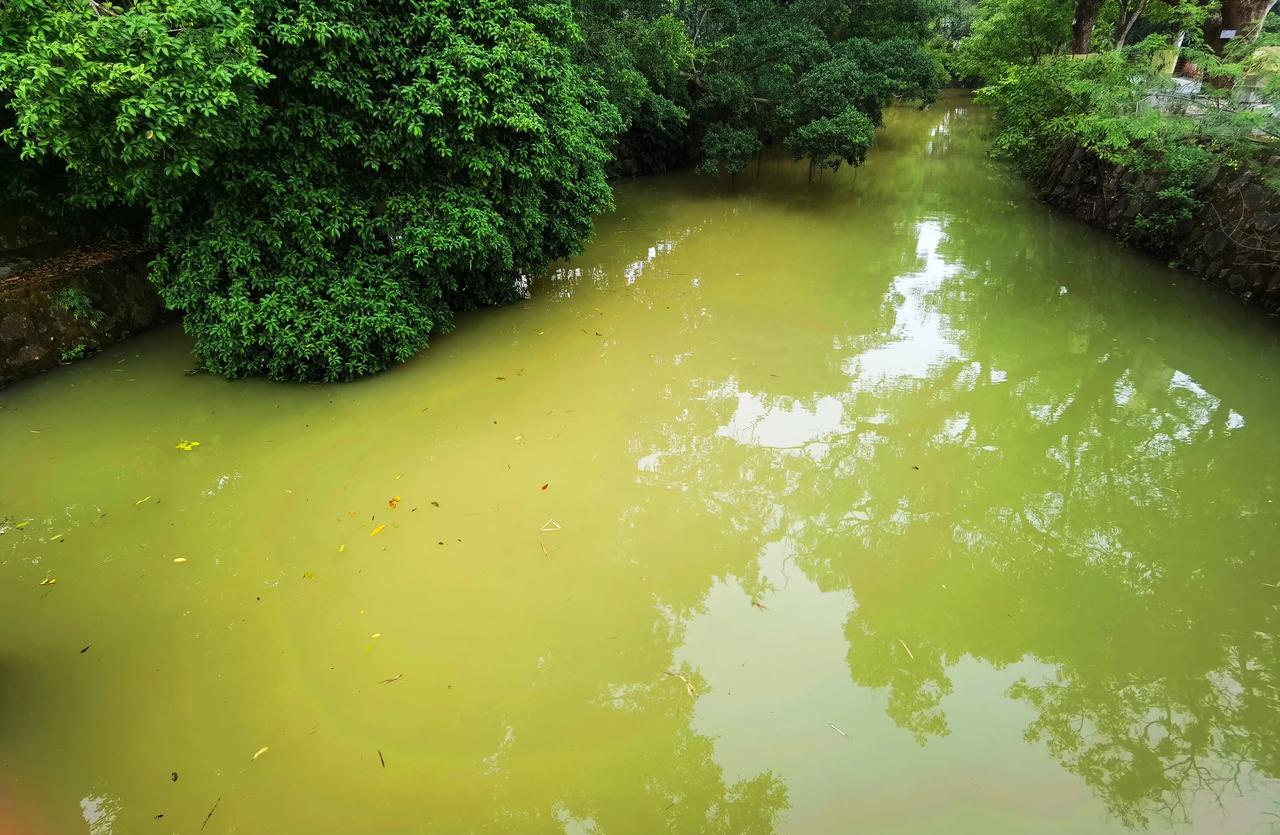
[620,97,1280,829]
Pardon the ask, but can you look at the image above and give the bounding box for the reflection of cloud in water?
[80,793,120,835]
[717,390,848,460]
[843,221,964,388]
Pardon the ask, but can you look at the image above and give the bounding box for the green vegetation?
[0,0,943,381]
[59,342,88,362]
[53,286,105,326]
[959,0,1279,246]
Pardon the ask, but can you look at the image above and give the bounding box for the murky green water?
[3,92,1280,834]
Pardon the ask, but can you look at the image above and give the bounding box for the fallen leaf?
[14,520,29,529]
[495,376,506,381]
[378,674,403,684]
[371,633,382,639]
[171,772,178,782]
[541,483,549,491]
[338,544,346,553]
[39,577,57,586]
[302,571,315,580]
[370,524,387,537]
[430,501,439,508]
[513,434,524,443]
[48,533,63,542]
[251,746,269,761]
[388,496,400,509]
[173,557,188,564]
[175,440,201,452]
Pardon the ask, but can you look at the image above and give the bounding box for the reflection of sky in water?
[718,391,847,460]
[80,793,119,835]
[843,221,964,388]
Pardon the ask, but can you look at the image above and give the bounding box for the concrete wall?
[1041,144,1280,311]
[0,242,170,388]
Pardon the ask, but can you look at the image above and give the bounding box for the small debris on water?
[664,670,697,697]
[828,723,848,738]
[251,746,270,761]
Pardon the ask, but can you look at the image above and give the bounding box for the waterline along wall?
[0,241,169,388]
[1041,143,1280,311]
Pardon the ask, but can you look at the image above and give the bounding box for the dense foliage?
[0,0,944,380]
[1,0,619,380]
[576,0,944,176]
[960,0,1278,246]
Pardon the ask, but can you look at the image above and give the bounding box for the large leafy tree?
[577,0,942,176]
[0,0,619,381]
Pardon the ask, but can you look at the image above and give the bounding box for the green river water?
[3,92,1280,834]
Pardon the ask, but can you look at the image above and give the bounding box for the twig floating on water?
[898,639,914,660]
[664,671,697,697]
[378,750,386,768]
[201,797,221,831]
[828,723,848,738]
[378,674,403,684]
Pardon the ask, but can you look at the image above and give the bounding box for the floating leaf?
[338,544,346,553]
[513,434,524,443]
[378,674,403,684]
[370,524,387,537]
[49,533,63,542]
[251,746,269,761]
[173,557,188,564]
[175,440,201,452]
[388,496,400,509]
[541,483,549,491]
[14,520,29,530]
[302,571,315,580]
[371,633,382,639]
[39,577,57,586]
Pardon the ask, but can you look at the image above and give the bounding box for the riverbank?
[0,240,168,387]
[1039,142,1280,311]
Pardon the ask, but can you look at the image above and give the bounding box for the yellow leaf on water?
[48,534,63,542]
[371,633,382,639]
[251,746,269,761]
[14,520,29,529]
[38,577,57,586]
[338,544,346,553]
[175,440,201,451]
[173,557,188,564]
[370,524,387,537]
[388,496,400,509]
[135,496,151,506]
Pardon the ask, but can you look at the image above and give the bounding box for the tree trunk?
[1112,0,1149,48]
[1071,0,1105,53]
[1204,0,1278,55]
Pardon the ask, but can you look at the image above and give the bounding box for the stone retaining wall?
[0,242,170,388]
[1041,144,1280,311]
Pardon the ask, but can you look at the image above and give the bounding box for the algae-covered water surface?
[3,94,1279,834]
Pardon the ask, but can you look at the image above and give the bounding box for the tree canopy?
[1,0,945,380]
